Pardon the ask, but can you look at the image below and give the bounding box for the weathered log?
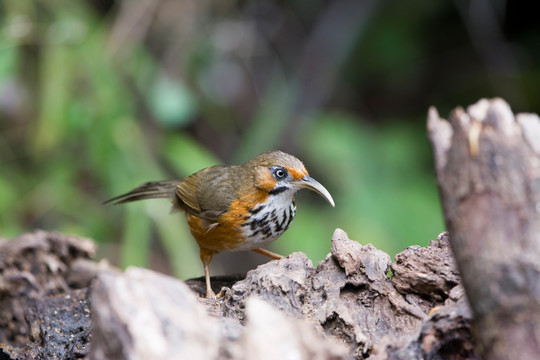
[2,289,92,360]
[89,266,350,360]
[0,229,475,359]
[428,98,540,359]
[0,231,98,360]
[186,229,475,359]
[217,228,427,357]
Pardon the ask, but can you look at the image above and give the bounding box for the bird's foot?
[252,247,283,260]
[205,286,229,300]
[205,288,217,299]
[216,286,229,298]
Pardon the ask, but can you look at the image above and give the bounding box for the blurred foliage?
[1,0,538,278]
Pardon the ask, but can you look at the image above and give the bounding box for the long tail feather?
[104,181,179,205]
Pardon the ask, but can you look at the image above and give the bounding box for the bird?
[105,150,335,298]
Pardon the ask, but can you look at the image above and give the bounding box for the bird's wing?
[176,172,203,214]
[176,165,236,223]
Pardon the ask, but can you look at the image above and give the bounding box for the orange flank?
[187,185,273,253]
[187,206,244,253]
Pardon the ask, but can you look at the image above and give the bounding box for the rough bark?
[0,231,98,360]
[428,98,540,359]
[0,229,475,360]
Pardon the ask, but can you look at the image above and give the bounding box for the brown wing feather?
[175,165,237,223]
[176,172,202,213]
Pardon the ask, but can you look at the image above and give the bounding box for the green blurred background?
[1,0,538,278]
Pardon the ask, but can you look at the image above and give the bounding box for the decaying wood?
[428,98,540,360]
[0,231,98,360]
[3,289,91,360]
[90,266,350,360]
[0,229,474,359]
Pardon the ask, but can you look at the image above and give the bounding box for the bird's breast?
[235,196,296,251]
[187,190,297,252]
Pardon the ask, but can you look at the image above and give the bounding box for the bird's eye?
[272,167,288,180]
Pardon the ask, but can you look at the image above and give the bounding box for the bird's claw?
[216,286,229,299]
[205,286,229,300]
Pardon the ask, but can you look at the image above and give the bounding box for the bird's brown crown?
[241,150,309,194]
[242,150,307,172]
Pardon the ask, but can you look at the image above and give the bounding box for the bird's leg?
[252,247,283,260]
[200,249,216,299]
[203,262,216,299]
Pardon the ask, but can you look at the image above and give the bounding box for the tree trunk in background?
[428,98,540,360]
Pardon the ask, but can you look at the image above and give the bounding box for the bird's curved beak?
[293,176,335,207]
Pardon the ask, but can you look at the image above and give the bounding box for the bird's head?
[243,150,335,207]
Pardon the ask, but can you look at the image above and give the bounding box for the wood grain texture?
[428,98,540,360]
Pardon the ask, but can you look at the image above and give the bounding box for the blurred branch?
[293,0,379,118]
[453,0,525,108]
[236,0,381,159]
[107,0,159,57]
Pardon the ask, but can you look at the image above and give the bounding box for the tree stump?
[428,98,540,359]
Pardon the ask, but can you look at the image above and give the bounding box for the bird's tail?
[104,181,179,205]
